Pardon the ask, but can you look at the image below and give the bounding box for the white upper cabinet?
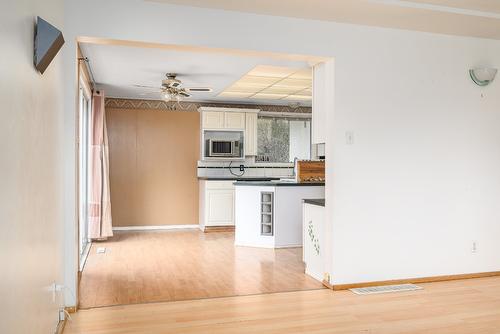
[245,112,258,156]
[224,112,246,129]
[202,111,225,129]
[199,107,260,157]
[312,60,334,144]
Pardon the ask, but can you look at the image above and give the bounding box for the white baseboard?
[234,242,302,249]
[275,244,303,249]
[113,225,200,231]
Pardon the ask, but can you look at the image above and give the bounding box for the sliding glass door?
[78,84,91,267]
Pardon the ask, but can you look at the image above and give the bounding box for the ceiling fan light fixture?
[137,73,212,102]
[470,68,497,86]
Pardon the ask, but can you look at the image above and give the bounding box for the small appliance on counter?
[294,159,325,183]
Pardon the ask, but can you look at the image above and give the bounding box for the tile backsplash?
[197,159,294,178]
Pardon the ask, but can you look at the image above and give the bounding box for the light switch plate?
[345,131,354,145]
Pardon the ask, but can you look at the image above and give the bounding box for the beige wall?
[106,108,200,227]
[0,0,65,333]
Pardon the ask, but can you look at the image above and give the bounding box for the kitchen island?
[198,177,281,231]
[234,181,325,248]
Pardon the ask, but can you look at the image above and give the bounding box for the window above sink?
[257,115,311,163]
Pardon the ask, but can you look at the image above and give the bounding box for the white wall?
[329,33,500,284]
[63,0,500,301]
[289,120,311,161]
[0,0,65,332]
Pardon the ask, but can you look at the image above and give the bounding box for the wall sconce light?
[469,68,497,86]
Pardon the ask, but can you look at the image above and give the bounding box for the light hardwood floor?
[67,276,500,333]
[79,230,324,308]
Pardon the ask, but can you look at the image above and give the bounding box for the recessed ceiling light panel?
[218,91,254,98]
[251,93,288,100]
[274,78,311,89]
[247,65,298,78]
[218,65,312,102]
[289,68,312,80]
[284,95,312,101]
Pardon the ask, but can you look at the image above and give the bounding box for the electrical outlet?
[51,282,57,303]
[239,164,245,172]
[49,282,64,303]
[472,241,477,253]
[323,273,330,282]
[59,309,66,321]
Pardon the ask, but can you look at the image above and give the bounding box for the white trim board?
[113,225,200,231]
[234,243,302,249]
[79,242,92,272]
[370,0,500,20]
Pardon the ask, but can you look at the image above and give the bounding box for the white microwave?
[207,139,242,158]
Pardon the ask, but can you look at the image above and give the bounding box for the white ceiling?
[148,0,500,40]
[79,43,312,105]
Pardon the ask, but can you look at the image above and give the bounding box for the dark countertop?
[303,198,325,207]
[198,177,281,181]
[233,181,325,187]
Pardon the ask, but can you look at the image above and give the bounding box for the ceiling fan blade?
[185,87,213,92]
[179,91,191,98]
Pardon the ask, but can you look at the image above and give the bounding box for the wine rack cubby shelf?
[260,192,274,236]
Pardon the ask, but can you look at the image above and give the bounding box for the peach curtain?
[88,91,113,239]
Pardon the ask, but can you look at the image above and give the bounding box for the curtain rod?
[78,57,97,92]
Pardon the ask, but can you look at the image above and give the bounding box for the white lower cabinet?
[199,180,235,229]
[303,202,326,282]
[207,190,234,225]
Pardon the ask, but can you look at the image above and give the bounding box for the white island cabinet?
[234,181,324,248]
[303,199,326,282]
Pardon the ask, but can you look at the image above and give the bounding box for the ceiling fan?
[134,73,213,101]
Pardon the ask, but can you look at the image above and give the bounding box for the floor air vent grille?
[350,284,423,295]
